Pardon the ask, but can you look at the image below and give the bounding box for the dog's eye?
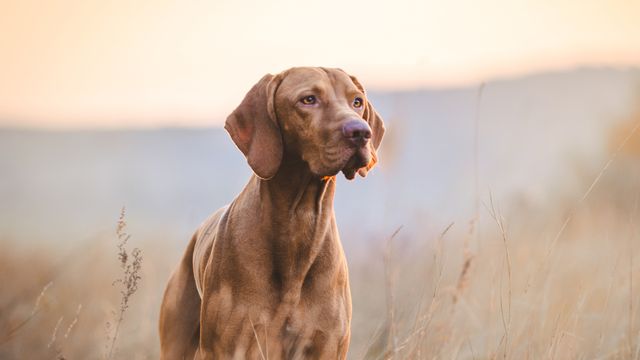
[301,95,317,105]
[353,97,364,109]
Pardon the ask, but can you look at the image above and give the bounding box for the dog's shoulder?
[192,205,229,297]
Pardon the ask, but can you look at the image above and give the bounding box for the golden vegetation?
[2,105,640,357]
[1,156,639,359]
[610,108,640,158]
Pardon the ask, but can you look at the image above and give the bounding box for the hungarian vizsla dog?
[159,67,385,359]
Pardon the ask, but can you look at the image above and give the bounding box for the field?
[1,70,639,359]
[1,152,639,359]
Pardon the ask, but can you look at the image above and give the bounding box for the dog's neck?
[257,155,336,217]
[243,154,338,290]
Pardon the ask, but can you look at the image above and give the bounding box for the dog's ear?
[225,74,284,179]
[347,74,386,177]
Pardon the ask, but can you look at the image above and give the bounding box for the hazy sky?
[1,0,639,128]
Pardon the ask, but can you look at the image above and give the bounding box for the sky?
[1,0,640,128]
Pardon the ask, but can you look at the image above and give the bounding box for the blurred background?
[1,0,640,358]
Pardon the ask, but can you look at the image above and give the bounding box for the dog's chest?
[272,288,350,354]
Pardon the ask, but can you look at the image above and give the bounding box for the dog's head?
[225,67,385,180]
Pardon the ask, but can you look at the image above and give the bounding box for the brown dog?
[159,67,385,359]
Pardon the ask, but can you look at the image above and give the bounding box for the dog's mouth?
[340,147,371,180]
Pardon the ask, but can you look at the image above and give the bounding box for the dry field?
[1,147,640,359]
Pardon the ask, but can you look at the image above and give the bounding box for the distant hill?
[1,67,639,251]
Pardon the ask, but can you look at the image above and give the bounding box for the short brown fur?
[159,67,385,359]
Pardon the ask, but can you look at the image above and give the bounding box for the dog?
[159,67,385,359]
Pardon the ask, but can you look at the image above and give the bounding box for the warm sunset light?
[1,0,639,128]
[5,1,640,358]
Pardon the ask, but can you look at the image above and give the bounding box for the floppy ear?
[348,74,386,177]
[224,74,283,179]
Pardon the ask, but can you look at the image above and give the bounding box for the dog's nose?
[342,120,372,146]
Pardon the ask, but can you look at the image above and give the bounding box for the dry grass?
[350,153,640,359]
[106,207,143,359]
[1,170,640,359]
[0,207,151,359]
[1,130,640,358]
